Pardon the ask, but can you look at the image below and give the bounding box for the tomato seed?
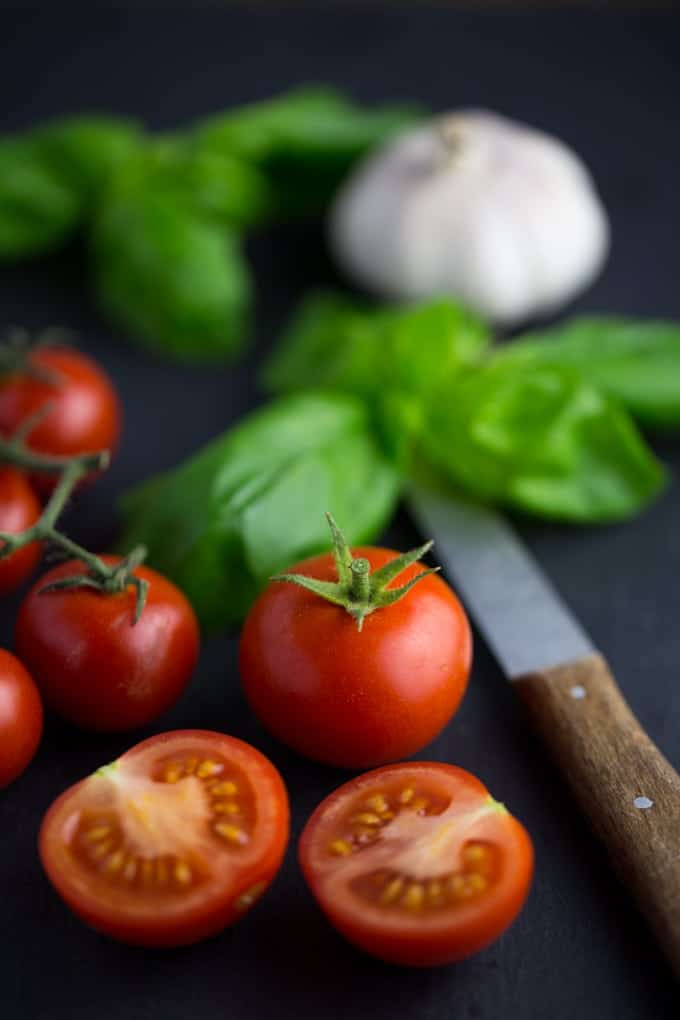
[381,877,404,904]
[427,880,444,905]
[215,822,248,845]
[467,873,486,893]
[213,801,240,815]
[86,825,111,842]
[352,812,382,826]
[174,861,192,885]
[104,851,126,875]
[164,763,183,783]
[210,780,238,797]
[403,883,424,911]
[463,843,486,864]
[365,794,389,814]
[329,839,352,856]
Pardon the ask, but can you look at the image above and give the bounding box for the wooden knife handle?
[514,653,680,976]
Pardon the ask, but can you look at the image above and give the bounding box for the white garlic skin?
[329,111,610,326]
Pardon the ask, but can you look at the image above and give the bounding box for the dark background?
[1,7,679,1019]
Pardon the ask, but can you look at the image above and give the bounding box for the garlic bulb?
[329,111,610,326]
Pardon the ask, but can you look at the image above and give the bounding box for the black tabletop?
[1,7,679,1019]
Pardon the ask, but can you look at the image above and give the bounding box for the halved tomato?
[299,762,533,966]
[40,730,290,948]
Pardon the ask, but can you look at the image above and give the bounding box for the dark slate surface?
[1,8,678,1019]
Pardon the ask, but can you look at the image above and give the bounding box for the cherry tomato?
[0,467,41,594]
[0,648,43,787]
[299,762,533,967]
[0,346,121,494]
[40,730,290,947]
[15,555,200,731]
[240,547,472,768]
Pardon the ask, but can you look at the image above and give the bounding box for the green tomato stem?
[271,512,440,631]
[0,440,148,623]
[350,557,371,602]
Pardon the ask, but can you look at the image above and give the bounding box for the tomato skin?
[0,347,121,494]
[0,467,41,594]
[15,556,200,731]
[39,730,290,947]
[0,648,43,787]
[240,547,472,768]
[299,763,534,967]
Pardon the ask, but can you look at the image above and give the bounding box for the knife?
[407,484,680,975]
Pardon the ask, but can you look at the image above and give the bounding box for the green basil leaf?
[0,137,80,258]
[159,145,274,228]
[92,188,251,361]
[118,392,400,630]
[422,359,666,522]
[264,291,489,458]
[196,87,422,217]
[113,138,274,229]
[36,115,143,208]
[265,292,488,395]
[504,317,680,428]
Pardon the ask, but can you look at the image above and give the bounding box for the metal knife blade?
[407,484,594,677]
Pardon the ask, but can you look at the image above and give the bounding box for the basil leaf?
[196,87,422,217]
[0,137,80,258]
[264,292,489,456]
[118,392,400,630]
[266,292,488,393]
[159,145,274,228]
[422,360,666,522]
[92,188,251,361]
[505,317,680,428]
[114,139,274,229]
[36,116,143,209]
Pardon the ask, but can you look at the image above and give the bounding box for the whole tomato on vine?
[0,334,121,494]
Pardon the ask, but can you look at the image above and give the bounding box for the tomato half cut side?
[299,763,533,967]
[40,731,290,947]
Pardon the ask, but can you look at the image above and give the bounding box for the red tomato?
[0,648,43,787]
[40,730,290,947]
[299,762,533,966]
[240,547,472,768]
[0,346,121,494]
[0,467,41,594]
[15,556,200,731]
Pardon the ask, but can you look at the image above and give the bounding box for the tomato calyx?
[271,512,439,630]
[39,544,150,624]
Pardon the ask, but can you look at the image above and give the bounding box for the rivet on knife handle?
[515,653,680,976]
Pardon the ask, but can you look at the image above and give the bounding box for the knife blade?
[406,486,593,678]
[407,483,680,975]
